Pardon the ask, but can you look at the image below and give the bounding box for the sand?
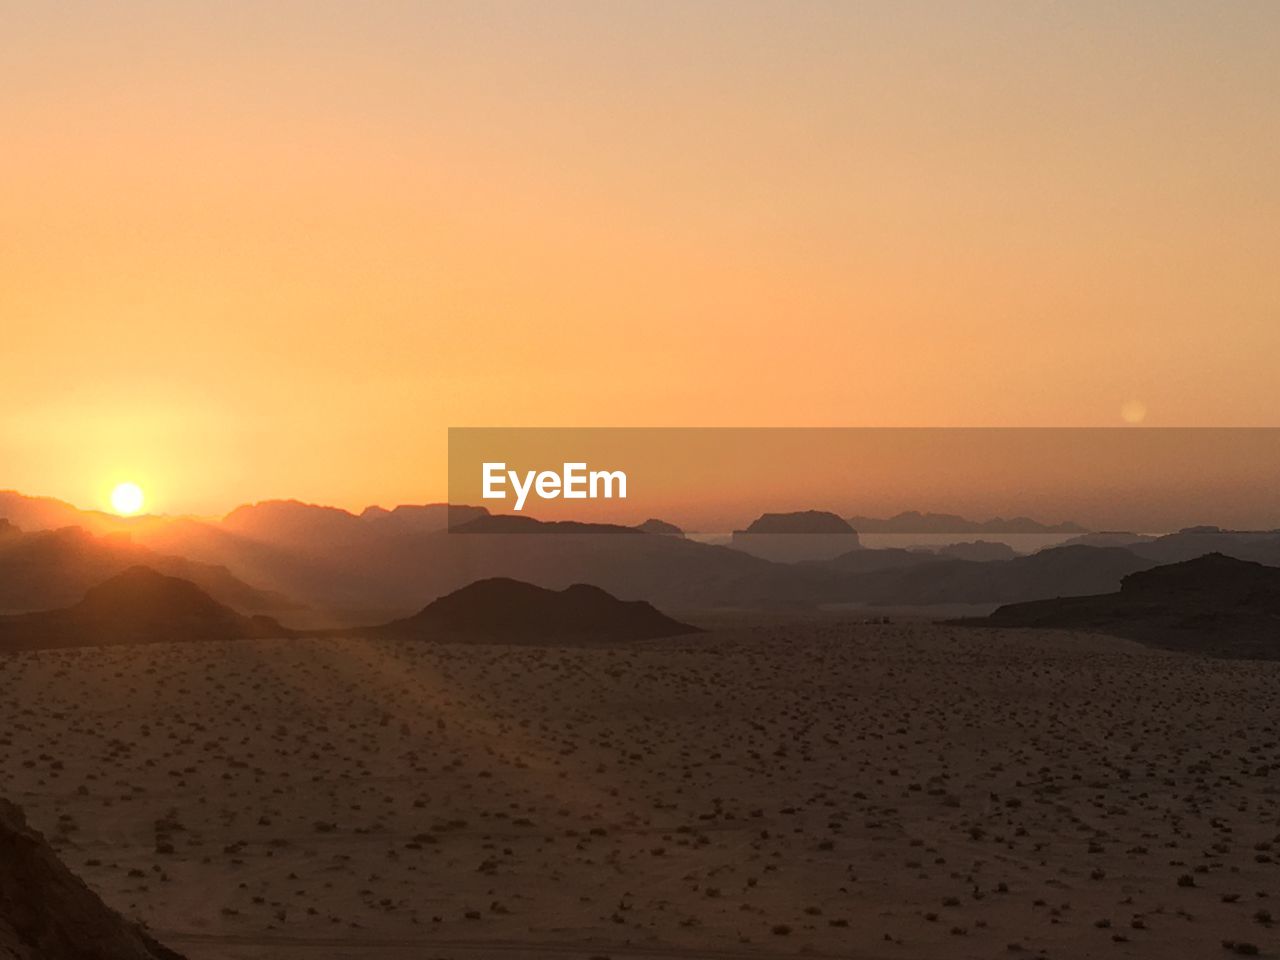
[2,622,1278,959]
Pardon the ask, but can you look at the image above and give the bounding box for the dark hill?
[0,796,182,959]
[810,547,941,575]
[365,577,702,644]
[132,501,801,621]
[938,540,1018,562]
[634,518,684,536]
[837,545,1157,606]
[0,523,293,616]
[0,567,290,651]
[1128,526,1280,567]
[962,553,1280,659]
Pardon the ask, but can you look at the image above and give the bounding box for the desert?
[3,611,1278,959]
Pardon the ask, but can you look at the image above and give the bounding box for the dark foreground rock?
[0,797,182,960]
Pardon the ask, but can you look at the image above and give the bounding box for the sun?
[110,482,146,516]
[1120,399,1148,424]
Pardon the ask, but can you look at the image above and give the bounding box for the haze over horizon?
[5,2,1279,516]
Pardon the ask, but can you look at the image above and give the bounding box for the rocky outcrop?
[0,797,182,960]
[0,567,290,651]
[365,577,701,644]
[961,553,1280,659]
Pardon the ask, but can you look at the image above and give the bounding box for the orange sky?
[3,2,1278,516]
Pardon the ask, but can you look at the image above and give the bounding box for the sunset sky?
[3,2,1278,516]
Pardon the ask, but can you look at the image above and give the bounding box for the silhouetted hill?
[450,515,642,534]
[365,577,702,643]
[0,490,129,535]
[732,512,862,562]
[0,796,183,959]
[0,567,290,651]
[938,540,1018,562]
[844,545,1157,606]
[222,499,361,547]
[1058,531,1157,549]
[847,511,1086,534]
[0,523,295,616]
[810,547,941,574]
[964,554,1280,659]
[1128,526,1280,566]
[740,511,855,534]
[130,502,790,621]
[123,500,1159,618]
[359,503,488,533]
[634,518,684,536]
[20,490,1268,623]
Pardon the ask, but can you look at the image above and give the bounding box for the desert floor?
[2,622,1278,959]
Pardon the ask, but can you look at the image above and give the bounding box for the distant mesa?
[937,540,1018,562]
[741,511,855,535]
[847,511,1086,535]
[0,796,184,959]
[0,567,291,651]
[364,577,701,644]
[961,553,1280,659]
[732,511,861,563]
[633,518,684,536]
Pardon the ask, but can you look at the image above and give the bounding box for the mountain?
[0,490,129,536]
[835,545,1159,607]
[364,577,702,643]
[221,499,364,546]
[740,511,855,534]
[810,546,942,575]
[0,567,290,651]
[0,522,294,616]
[633,518,684,536]
[16,491,1262,623]
[115,501,1162,616]
[846,511,1086,534]
[964,553,1280,659]
[1127,526,1280,566]
[359,503,488,533]
[731,511,862,563]
[938,540,1018,562]
[1058,531,1157,549]
[134,502,798,617]
[451,515,642,534]
[0,796,183,960]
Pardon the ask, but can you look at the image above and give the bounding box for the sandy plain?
[2,621,1278,959]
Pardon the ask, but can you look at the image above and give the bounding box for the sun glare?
[110,482,146,516]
